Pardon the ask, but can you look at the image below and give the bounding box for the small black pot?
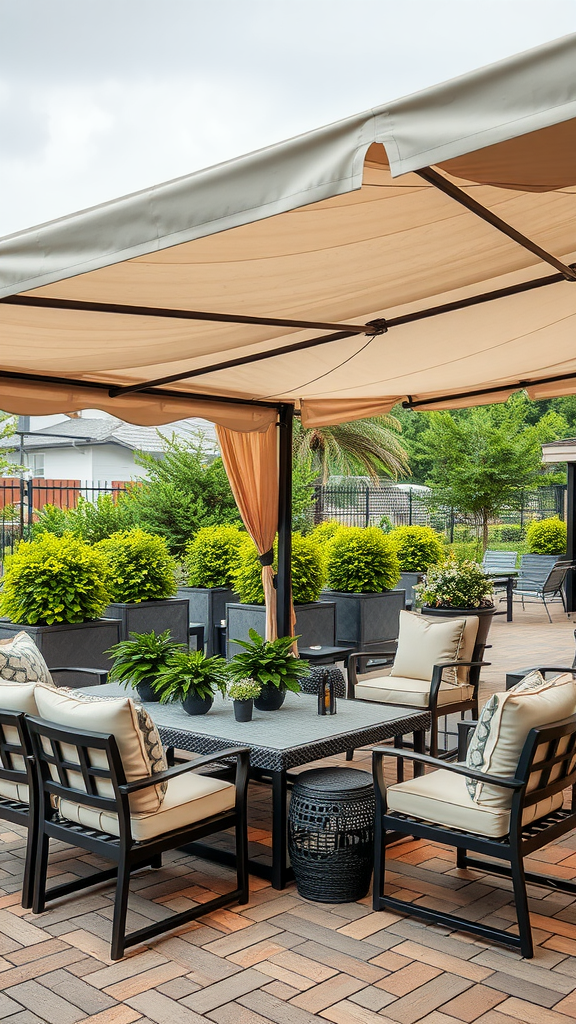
[233,699,253,723]
[254,684,286,711]
[182,693,213,716]
[136,679,161,702]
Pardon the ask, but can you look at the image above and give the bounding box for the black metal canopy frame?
[2,164,576,623]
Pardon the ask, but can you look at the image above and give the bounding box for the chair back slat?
[27,717,127,815]
[0,711,32,787]
[517,554,558,587]
[482,550,517,572]
[542,564,571,595]
[514,717,576,814]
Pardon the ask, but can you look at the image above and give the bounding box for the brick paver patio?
[0,602,575,1023]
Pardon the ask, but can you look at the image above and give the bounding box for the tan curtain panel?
[216,422,279,640]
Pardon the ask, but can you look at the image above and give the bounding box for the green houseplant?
[228,629,310,711]
[228,534,334,654]
[322,526,404,653]
[98,528,189,645]
[178,524,244,656]
[228,678,261,722]
[526,517,567,556]
[105,629,185,702]
[0,532,119,685]
[155,650,229,715]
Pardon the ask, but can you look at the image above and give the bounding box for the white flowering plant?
[415,556,494,610]
[228,678,261,702]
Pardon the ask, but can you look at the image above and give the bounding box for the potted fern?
[179,525,243,656]
[155,650,229,715]
[228,678,261,722]
[98,528,189,645]
[0,532,120,686]
[105,629,185,702]
[228,629,310,711]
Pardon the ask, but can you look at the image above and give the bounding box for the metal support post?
[566,463,576,613]
[277,405,293,639]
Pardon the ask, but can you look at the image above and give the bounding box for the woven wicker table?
[91,684,429,889]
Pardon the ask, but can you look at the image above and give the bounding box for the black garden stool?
[288,767,375,903]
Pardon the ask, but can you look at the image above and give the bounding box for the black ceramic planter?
[226,601,336,658]
[105,599,190,646]
[254,684,286,711]
[0,617,121,689]
[177,587,237,656]
[233,699,253,722]
[182,693,213,715]
[135,679,161,702]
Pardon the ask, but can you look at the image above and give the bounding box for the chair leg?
[456,848,467,869]
[21,815,38,911]
[510,850,533,959]
[345,749,354,761]
[236,812,249,905]
[111,857,131,961]
[32,831,50,915]
[150,854,162,869]
[372,808,385,911]
[429,713,439,760]
[543,597,552,624]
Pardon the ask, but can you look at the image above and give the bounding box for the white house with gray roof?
[1,412,217,484]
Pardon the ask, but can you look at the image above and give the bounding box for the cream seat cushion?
[354,674,473,708]
[386,767,564,838]
[59,771,236,841]
[0,681,39,803]
[465,671,576,806]
[34,683,168,814]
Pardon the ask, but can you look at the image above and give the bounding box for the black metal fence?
[312,483,566,534]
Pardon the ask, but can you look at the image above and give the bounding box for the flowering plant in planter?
[228,678,262,702]
[415,557,494,610]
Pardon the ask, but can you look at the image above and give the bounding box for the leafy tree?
[420,401,560,550]
[293,414,409,484]
[127,433,241,554]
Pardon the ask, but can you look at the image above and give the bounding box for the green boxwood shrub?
[526,517,567,555]
[325,526,401,593]
[232,533,326,605]
[184,524,244,588]
[388,525,444,572]
[98,528,177,603]
[0,533,111,624]
[311,521,342,545]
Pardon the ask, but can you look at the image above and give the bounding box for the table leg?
[272,770,288,890]
[413,729,425,777]
[507,576,514,622]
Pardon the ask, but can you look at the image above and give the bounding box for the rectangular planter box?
[395,572,425,610]
[226,601,336,659]
[0,617,121,689]
[105,599,190,646]
[322,589,405,653]
[177,587,237,656]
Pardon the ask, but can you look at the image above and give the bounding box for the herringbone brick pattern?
[0,604,575,1023]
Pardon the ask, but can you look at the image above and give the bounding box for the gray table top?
[89,683,430,772]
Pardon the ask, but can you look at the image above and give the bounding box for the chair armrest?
[50,667,109,685]
[118,746,250,793]
[372,746,523,790]
[457,720,478,760]
[347,647,397,695]
[514,666,576,676]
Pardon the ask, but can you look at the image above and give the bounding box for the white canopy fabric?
[0,33,575,429]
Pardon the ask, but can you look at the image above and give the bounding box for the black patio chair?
[26,716,250,960]
[0,710,37,909]
[513,559,572,622]
[372,715,576,959]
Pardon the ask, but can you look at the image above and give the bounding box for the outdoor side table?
[288,767,375,903]
[298,645,356,666]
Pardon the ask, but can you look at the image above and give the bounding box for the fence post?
[408,487,413,525]
[520,490,524,529]
[365,486,370,528]
[449,509,455,543]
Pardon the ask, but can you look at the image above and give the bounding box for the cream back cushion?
[34,683,168,814]
[466,671,576,807]
[390,611,466,684]
[0,632,53,686]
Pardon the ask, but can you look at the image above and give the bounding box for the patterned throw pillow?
[0,631,53,685]
[465,670,576,803]
[61,688,168,796]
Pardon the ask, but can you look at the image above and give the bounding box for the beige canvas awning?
[0,32,575,429]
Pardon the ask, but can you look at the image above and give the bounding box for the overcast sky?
[1,1,575,238]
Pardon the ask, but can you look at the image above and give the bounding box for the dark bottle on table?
[317,669,337,715]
